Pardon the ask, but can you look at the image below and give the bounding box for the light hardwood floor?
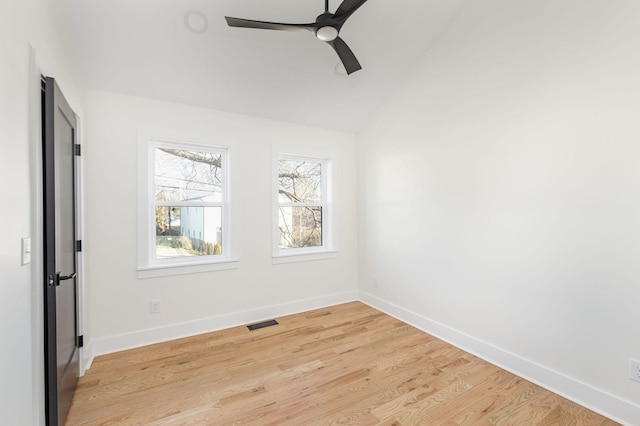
[66,302,619,425]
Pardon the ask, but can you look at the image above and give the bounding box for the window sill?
[272,250,338,265]
[137,258,239,279]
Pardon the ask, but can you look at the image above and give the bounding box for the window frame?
[137,129,238,278]
[272,147,337,263]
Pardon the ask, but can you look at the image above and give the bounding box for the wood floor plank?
[66,302,619,425]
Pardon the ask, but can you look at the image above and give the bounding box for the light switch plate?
[22,238,31,265]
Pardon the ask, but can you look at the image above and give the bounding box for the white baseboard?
[91,290,358,357]
[358,291,640,426]
[81,341,94,375]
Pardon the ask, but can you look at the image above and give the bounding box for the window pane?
[279,206,322,248]
[155,148,223,203]
[278,159,321,203]
[155,206,222,258]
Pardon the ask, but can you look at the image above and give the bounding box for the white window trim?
[272,146,338,264]
[137,128,238,278]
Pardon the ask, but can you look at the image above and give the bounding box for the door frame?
[29,46,86,425]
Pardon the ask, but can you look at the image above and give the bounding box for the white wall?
[359,0,640,422]
[0,0,84,423]
[84,90,358,354]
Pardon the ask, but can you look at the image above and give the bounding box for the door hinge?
[76,240,82,252]
[77,335,84,348]
[74,144,81,156]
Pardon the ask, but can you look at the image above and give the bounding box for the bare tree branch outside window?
[153,147,223,258]
[278,159,323,249]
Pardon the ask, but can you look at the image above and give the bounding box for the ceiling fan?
[225,0,369,75]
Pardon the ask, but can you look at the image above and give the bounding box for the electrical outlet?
[629,359,640,383]
[150,299,161,314]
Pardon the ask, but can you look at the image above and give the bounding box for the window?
[138,132,236,278]
[273,151,336,262]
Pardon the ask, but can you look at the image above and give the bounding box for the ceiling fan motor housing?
[316,26,338,41]
[315,12,339,41]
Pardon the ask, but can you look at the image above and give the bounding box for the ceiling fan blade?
[333,0,368,21]
[328,37,362,75]
[225,16,316,32]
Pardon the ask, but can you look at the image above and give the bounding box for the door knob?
[56,272,76,285]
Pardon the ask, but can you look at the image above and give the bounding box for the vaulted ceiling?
[61,0,464,132]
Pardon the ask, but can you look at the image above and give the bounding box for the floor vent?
[247,319,279,331]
